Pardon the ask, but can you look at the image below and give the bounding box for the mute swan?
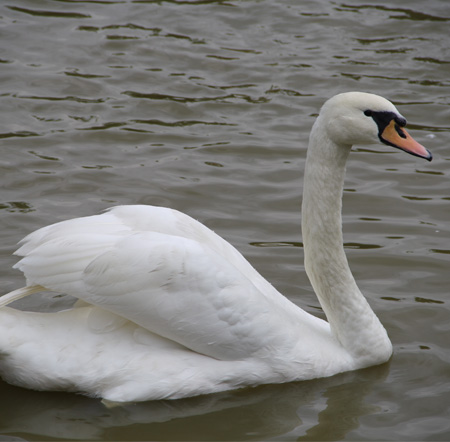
[0,92,432,402]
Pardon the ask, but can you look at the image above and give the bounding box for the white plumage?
[0,92,431,402]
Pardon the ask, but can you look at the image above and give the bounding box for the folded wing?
[13,205,299,361]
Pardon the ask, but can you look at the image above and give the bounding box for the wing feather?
[13,206,300,360]
[82,232,279,360]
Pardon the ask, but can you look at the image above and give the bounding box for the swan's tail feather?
[0,285,47,308]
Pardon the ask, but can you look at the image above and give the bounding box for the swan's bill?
[381,119,432,161]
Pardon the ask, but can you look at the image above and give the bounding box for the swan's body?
[0,92,431,402]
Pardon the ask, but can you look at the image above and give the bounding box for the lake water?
[0,0,449,440]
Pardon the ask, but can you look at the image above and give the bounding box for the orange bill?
[381,120,432,161]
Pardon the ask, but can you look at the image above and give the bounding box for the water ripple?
[7,6,91,19]
[123,90,269,104]
[340,4,450,21]
[14,94,108,104]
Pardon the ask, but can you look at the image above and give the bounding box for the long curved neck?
[301,119,392,365]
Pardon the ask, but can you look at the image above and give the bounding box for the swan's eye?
[364,110,373,117]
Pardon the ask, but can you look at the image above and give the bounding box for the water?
[0,0,449,440]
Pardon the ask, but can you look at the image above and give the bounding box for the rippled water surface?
[1,0,449,440]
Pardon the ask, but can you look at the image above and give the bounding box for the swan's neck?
[301,120,392,365]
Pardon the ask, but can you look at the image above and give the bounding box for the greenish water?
[1,0,449,440]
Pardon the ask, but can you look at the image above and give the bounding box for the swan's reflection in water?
[0,363,389,441]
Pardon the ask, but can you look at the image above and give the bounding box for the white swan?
[0,92,431,402]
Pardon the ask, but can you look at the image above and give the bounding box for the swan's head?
[318,92,432,161]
